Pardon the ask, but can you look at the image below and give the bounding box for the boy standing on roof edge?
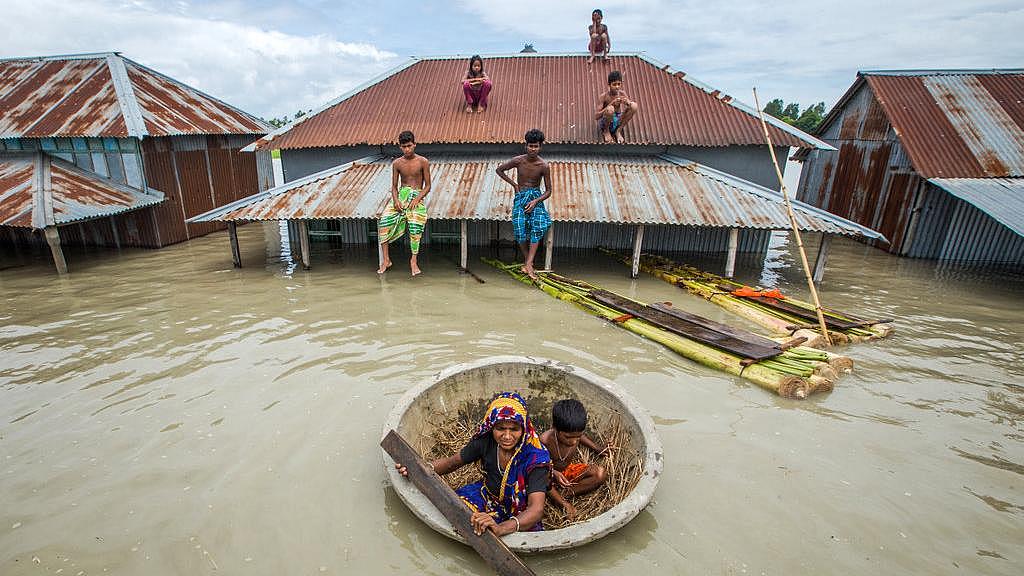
[378,130,431,276]
[496,129,552,281]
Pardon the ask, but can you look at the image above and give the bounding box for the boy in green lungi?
[378,130,432,276]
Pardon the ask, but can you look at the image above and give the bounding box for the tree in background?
[261,110,311,129]
[763,99,828,134]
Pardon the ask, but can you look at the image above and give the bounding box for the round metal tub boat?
[382,356,663,553]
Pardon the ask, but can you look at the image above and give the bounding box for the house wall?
[278,143,782,255]
[45,134,265,249]
[903,183,1024,264]
[280,143,787,190]
[796,82,926,254]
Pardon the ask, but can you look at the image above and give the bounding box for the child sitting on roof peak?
[588,9,611,64]
[377,130,431,276]
[596,70,638,144]
[462,55,492,114]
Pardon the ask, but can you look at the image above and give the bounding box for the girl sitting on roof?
[395,391,551,535]
[462,55,492,114]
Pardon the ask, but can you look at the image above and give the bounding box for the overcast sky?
[2,0,1022,121]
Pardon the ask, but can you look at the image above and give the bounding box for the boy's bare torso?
[505,154,549,189]
[393,155,429,189]
[599,89,631,114]
[539,429,576,472]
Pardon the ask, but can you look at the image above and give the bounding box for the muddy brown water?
[1,223,1021,575]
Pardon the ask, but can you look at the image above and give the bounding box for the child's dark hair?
[608,70,622,84]
[593,9,603,17]
[468,55,485,78]
[398,130,415,145]
[524,128,545,144]
[552,399,588,433]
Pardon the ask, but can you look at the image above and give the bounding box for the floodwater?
[1,223,1021,576]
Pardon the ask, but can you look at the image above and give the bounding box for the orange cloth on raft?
[731,286,786,299]
[563,462,589,482]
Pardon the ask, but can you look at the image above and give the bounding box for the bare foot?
[521,264,539,280]
[377,260,392,274]
[603,54,611,62]
[602,130,614,143]
[588,55,595,64]
[615,131,624,144]
[411,262,422,276]
[564,503,578,520]
[464,105,473,114]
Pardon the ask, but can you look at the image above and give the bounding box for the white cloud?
[0,0,400,119]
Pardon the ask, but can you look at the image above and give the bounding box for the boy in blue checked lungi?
[496,128,552,280]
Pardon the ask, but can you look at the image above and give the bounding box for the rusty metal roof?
[855,70,1024,178]
[188,153,883,240]
[248,53,832,151]
[0,152,164,228]
[929,177,1024,236]
[0,52,268,139]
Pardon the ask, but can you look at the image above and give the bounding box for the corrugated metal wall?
[53,134,263,248]
[905,183,1024,263]
[797,83,920,255]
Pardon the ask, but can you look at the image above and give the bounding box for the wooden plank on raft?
[740,295,863,330]
[649,302,783,351]
[380,430,537,576]
[589,290,782,360]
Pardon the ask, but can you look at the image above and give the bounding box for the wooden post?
[725,228,739,278]
[43,227,68,275]
[228,221,242,268]
[381,430,536,576]
[630,224,645,278]
[543,222,554,271]
[460,219,468,269]
[109,217,121,249]
[298,220,311,270]
[812,233,832,284]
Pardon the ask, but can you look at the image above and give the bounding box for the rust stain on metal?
[0,158,35,226]
[0,54,267,138]
[865,72,1023,178]
[262,55,814,150]
[210,154,874,239]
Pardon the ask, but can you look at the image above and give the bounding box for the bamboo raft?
[599,248,894,348]
[483,259,852,399]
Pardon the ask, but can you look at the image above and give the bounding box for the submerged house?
[0,52,271,273]
[191,53,883,278]
[795,69,1024,265]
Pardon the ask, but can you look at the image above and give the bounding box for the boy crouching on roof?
[540,399,612,519]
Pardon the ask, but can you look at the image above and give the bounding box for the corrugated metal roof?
[249,53,832,151]
[928,177,1024,237]
[188,153,884,240]
[0,52,269,139]
[0,152,164,228]
[863,70,1024,178]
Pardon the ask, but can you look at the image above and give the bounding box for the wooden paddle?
[380,430,537,576]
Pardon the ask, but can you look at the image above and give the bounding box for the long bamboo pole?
[752,88,832,346]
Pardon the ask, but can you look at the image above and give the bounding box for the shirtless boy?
[596,70,639,143]
[377,130,431,276]
[496,128,552,280]
[540,399,610,519]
